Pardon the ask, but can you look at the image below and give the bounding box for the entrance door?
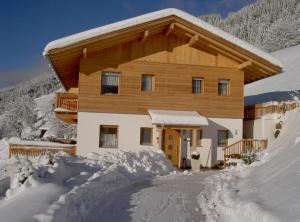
[162,129,180,167]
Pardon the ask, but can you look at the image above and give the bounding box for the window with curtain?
[217,130,228,147]
[192,78,203,94]
[101,72,120,94]
[218,79,229,96]
[99,125,118,148]
[140,127,153,145]
[141,75,154,92]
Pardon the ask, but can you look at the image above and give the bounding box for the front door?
[162,129,180,167]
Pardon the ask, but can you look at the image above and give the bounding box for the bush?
[241,153,257,165]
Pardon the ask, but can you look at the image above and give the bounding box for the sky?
[0,0,256,89]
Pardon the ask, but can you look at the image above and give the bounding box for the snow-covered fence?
[8,140,76,158]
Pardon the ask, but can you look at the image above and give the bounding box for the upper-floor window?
[192,78,203,94]
[218,79,229,96]
[101,72,120,94]
[141,75,154,92]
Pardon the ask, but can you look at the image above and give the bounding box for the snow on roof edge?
[43,8,283,69]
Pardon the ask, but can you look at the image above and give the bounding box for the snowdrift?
[0,149,174,222]
[199,108,300,222]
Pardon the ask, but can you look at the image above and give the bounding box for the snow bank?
[0,138,9,160]
[199,108,300,222]
[0,149,173,222]
[8,137,75,148]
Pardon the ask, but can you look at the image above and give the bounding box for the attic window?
[101,72,120,94]
[218,79,229,96]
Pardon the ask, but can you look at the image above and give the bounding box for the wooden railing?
[223,139,267,160]
[9,144,76,158]
[55,92,78,112]
[244,101,298,120]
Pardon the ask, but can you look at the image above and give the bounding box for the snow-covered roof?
[148,109,209,126]
[44,8,283,69]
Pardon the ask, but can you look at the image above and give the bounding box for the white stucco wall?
[77,112,242,167]
[77,112,160,155]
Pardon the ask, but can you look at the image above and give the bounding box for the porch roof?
[148,109,208,126]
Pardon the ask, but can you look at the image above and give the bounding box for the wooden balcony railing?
[223,139,267,167]
[9,144,76,158]
[244,101,298,120]
[54,92,78,112]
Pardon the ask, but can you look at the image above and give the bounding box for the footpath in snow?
[199,108,300,222]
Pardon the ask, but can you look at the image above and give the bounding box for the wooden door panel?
[163,129,180,167]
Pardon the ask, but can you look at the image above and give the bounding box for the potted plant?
[191,150,201,171]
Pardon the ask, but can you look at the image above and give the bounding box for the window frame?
[141,74,155,92]
[99,125,119,148]
[101,71,121,95]
[218,79,230,96]
[140,127,153,145]
[217,130,229,147]
[196,129,203,146]
[192,77,204,94]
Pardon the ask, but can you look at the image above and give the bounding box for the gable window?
[99,125,118,148]
[141,75,154,92]
[140,127,153,145]
[217,130,228,147]
[101,72,120,94]
[218,79,229,96]
[192,78,203,94]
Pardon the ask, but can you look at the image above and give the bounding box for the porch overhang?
[148,109,209,126]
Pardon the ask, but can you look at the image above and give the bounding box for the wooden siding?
[78,57,244,118]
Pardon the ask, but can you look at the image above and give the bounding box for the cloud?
[0,56,49,88]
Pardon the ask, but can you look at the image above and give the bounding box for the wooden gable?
[46,16,282,90]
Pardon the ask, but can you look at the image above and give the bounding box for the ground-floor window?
[217,130,228,147]
[140,127,153,145]
[99,125,118,148]
[190,129,203,147]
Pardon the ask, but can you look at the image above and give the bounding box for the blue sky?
[0,0,255,88]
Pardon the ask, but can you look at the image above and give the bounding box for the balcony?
[54,92,78,123]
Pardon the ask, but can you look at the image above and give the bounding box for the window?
[192,78,203,94]
[141,75,154,92]
[190,129,203,146]
[218,79,229,96]
[196,129,203,146]
[99,125,118,148]
[217,130,228,147]
[140,127,153,145]
[101,72,120,94]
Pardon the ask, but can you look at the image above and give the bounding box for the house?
[44,8,283,168]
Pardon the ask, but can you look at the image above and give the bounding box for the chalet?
[44,8,283,168]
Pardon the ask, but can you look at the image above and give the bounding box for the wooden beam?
[83,48,87,58]
[141,30,149,44]
[165,23,175,36]
[237,60,252,70]
[189,34,199,46]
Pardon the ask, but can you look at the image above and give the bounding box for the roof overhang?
[148,109,209,126]
[44,8,284,90]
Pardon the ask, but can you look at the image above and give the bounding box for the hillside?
[201,0,300,52]
[245,44,300,104]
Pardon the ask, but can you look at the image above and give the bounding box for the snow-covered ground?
[199,107,300,222]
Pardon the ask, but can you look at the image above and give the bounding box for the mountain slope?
[245,44,300,104]
[201,0,300,52]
